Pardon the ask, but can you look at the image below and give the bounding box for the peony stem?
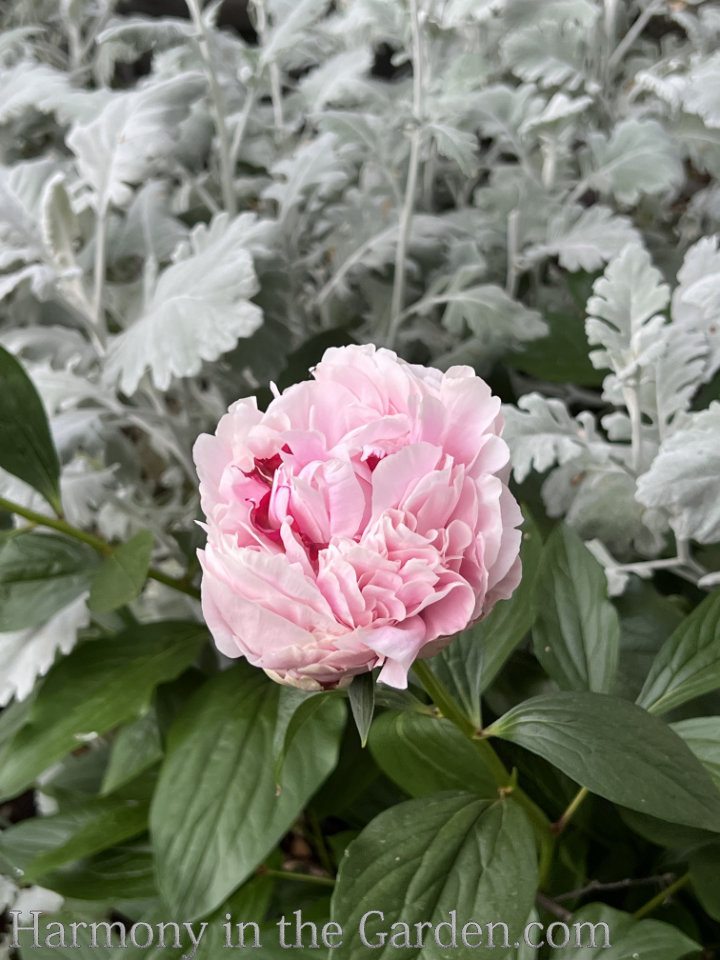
[411,659,477,740]
[0,495,200,600]
[633,872,690,920]
[258,867,335,888]
[553,786,589,835]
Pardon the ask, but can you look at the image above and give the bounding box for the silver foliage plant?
[0,0,718,701]
[505,240,720,594]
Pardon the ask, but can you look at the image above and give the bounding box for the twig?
[556,872,675,903]
[536,893,572,921]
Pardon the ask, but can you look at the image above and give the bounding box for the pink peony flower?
[193,344,522,690]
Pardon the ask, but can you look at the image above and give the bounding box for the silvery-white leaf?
[585,244,671,379]
[0,325,93,368]
[28,362,115,417]
[584,539,631,596]
[106,213,264,394]
[262,0,328,69]
[0,158,55,271]
[427,122,478,176]
[672,235,720,380]
[97,15,194,51]
[472,84,545,150]
[60,460,118,529]
[563,467,668,556]
[439,283,546,348]
[300,48,374,111]
[10,886,64,923]
[683,51,720,128]
[583,119,684,205]
[67,73,204,210]
[525,205,641,272]
[503,393,610,483]
[263,132,351,220]
[108,180,188,264]
[40,174,79,273]
[0,593,90,706]
[646,325,707,435]
[0,264,53,301]
[0,60,70,125]
[636,404,720,544]
[632,69,688,111]
[504,0,599,28]
[670,112,720,178]
[521,92,593,133]
[502,20,587,91]
[440,0,501,26]
[52,409,106,458]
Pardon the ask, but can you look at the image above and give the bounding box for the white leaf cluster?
[505,239,720,583]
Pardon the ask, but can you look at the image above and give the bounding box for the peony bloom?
[193,344,522,690]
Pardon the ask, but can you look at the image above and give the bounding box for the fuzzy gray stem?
[186,0,237,215]
[387,0,424,347]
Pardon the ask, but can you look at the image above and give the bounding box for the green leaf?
[433,511,542,726]
[0,533,96,631]
[348,671,375,747]
[0,797,147,883]
[532,524,620,693]
[612,582,684,702]
[273,690,336,787]
[690,843,720,921]
[637,590,720,715]
[150,663,345,919]
[87,530,154,613]
[0,344,62,513]
[368,711,498,799]
[671,717,720,791]
[101,706,163,795]
[487,692,720,832]
[38,841,157,901]
[0,621,206,800]
[330,792,538,959]
[550,902,699,960]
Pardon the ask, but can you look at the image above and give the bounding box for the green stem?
[411,659,476,739]
[0,495,200,601]
[553,786,589,836]
[634,872,690,920]
[186,0,237,215]
[513,789,555,888]
[411,658,555,887]
[259,867,334,888]
[306,809,335,875]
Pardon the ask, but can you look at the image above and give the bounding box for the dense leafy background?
[0,0,719,957]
